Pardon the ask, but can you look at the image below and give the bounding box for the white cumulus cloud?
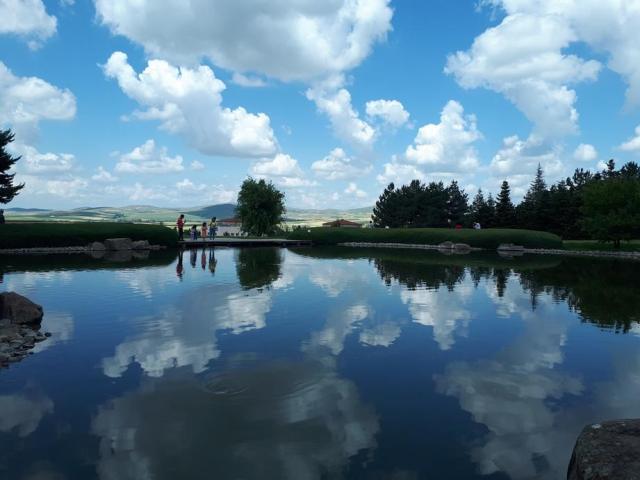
[189,160,205,171]
[251,153,315,189]
[405,100,482,172]
[573,143,598,162]
[251,153,302,178]
[376,161,425,186]
[115,140,184,174]
[311,148,367,181]
[485,0,640,108]
[18,144,74,173]
[306,78,376,149]
[0,0,57,48]
[92,166,118,183]
[619,125,640,153]
[231,73,266,88]
[344,182,367,199]
[103,52,278,158]
[0,61,76,142]
[446,8,601,138]
[366,99,410,129]
[95,0,393,82]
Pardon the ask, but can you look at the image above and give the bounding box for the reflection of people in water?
[209,249,217,275]
[176,250,184,280]
[190,248,197,268]
[201,248,206,270]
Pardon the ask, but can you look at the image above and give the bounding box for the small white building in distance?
[217,217,244,237]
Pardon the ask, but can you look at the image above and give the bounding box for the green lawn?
[286,227,563,249]
[0,222,178,249]
[563,240,640,252]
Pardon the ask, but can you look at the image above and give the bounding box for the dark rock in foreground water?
[0,292,50,368]
[568,419,640,480]
[0,292,44,324]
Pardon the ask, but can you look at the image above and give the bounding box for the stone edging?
[338,242,640,260]
[0,245,164,255]
[339,242,482,252]
[523,248,640,260]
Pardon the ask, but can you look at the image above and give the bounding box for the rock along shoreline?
[338,242,640,260]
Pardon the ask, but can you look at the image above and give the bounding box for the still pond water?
[1,247,639,480]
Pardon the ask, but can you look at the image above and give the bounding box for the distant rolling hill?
[5,204,373,226]
[185,203,236,219]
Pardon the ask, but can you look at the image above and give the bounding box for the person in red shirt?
[176,214,185,240]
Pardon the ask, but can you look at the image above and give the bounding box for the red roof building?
[321,219,362,228]
[218,217,242,225]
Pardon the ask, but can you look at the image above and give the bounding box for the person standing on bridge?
[201,222,208,241]
[176,214,185,241]
[208,217,217,239]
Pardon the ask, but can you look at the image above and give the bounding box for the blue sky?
[2,0,640,210]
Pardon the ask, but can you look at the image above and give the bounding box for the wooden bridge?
[178,238,312,248]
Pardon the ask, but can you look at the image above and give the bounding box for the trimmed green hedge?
[0,222,178,249]
[287,227,563,249]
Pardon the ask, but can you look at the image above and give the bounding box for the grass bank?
[563,240,640,252]
[0,222,178,249]
[286,227,563,249]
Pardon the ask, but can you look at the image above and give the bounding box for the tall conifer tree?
[495,180,516,227]
[0,129,24,204]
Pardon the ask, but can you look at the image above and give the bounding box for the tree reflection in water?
[235,248,283,290]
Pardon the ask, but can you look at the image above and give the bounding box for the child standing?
[201,222,208,241]
[208,217,217,239]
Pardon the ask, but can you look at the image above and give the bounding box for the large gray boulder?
[131,240,150,250]
[88,241,106,251]
[0,292,43,325]
[568,420,640,479]
[104,238,133,251]
[497,243,525,251]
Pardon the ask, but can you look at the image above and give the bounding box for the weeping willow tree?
[236,177,285,236]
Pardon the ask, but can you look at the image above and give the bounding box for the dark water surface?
[1,247,639,480]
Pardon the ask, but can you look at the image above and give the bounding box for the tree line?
[372,160,640,245]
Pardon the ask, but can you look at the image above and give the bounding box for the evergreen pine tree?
[485,193,496,228]
[470,189,496,228]
[620,161,640,179]
[603,159,617,178]
[495,180,516,227]
[371,183,398,227]
[0,129,24,204]
[446,180,468,225]
[421,181,448,227]
[517,163,550,230]
[469,189,485,221]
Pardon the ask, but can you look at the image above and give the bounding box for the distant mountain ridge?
[185,203,236,219]
[6,203,373,226]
